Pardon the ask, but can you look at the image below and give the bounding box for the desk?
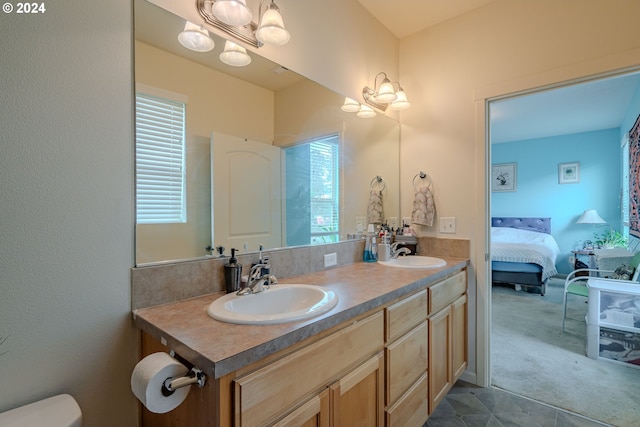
[586,278,640,366]
[571,248,633,277]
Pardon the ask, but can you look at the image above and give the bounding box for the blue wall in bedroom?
[491,128,621,274]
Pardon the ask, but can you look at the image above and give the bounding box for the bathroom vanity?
[133,259,468,427]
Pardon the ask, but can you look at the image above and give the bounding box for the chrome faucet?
[390,242,412,259]
[237,263,278,295]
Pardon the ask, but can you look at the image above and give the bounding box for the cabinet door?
[428,305,452,414]
[273,389,329,427]
[451,294,468,381]
[386,321,428,406]
[330,352,384,427]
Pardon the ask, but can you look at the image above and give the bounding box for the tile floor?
[424,380,611,427]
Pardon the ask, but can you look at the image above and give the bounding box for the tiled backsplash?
[131,237,470,310]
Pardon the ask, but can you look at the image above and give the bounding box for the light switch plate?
[440,217,456,233]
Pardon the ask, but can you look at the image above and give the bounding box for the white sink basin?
[378,256,446,269]
[207,284,338,325]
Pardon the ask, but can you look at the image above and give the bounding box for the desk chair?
[562,252,640,332]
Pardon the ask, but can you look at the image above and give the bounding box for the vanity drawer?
[385,289,428,343]
[385,372,428,427]
[385,321,428,406]
[429,270,467,315]
[234,312,383,427]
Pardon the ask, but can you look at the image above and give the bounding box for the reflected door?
[211,132,282,253]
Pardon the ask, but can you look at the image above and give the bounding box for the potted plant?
[593,229,628,249]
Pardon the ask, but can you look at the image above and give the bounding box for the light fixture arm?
[362,72,395,111]
[197,0,262,48]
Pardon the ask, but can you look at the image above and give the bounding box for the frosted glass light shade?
[256,4,290,46]
[341,97,360,113]
[376,78,396,103]
[389,89,410,110]
[211,0,253,27]
[356,105,376,118]
[577,209,606,224]
[178,21,215,52]
[219,40,252,66]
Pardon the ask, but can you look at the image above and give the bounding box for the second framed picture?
[559,162,580,184]
[491,163,517,192]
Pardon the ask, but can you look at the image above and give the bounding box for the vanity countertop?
[133,258,469,379]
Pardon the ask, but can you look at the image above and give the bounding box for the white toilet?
[0,394,82,427]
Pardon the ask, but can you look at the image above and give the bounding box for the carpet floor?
[491,278,640,427]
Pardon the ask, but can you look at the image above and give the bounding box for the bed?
[491,217,560,296]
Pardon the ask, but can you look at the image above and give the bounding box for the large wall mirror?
[135,0,400,265]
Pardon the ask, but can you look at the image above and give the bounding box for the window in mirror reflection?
[285,134,340,246]
[135,88,187,224]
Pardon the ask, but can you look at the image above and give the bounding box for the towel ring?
[370,175,386,192]
[412,171,432,190]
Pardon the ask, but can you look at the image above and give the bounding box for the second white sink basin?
[207,284,338,325]
[378,256,446,269]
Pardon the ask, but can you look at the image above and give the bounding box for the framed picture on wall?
[559,162,580,184]
[491,163,517,192]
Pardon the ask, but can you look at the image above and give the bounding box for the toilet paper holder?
[161,367,206,396]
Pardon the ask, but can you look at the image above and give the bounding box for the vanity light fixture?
[178,21,215,52]
[197,0,290,48]
[219,40,252,66]
[362,72,411,112]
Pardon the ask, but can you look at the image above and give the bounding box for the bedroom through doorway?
[487,70,640,426]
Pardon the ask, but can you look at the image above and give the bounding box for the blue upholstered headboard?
[491,217,551,234]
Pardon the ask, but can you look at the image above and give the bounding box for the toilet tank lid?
[0,394,82,427]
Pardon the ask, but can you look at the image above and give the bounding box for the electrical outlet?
[440,217,456,233]
[324,252,337,267]
[356,216,366,232]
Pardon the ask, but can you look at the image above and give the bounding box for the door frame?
[474,52,640,387]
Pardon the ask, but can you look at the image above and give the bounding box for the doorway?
[487,70,640,425]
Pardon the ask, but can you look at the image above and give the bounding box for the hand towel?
[367,189,384,225]
[411,186,435,227]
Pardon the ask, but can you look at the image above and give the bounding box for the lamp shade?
[256,3,290,46]
[577,209,606,224]
[178,21,215,52]
[389,89,410,110]
[211,0,253,27]
[219,40,251,66]
[341,97,360,113]
[356,104,376,118]
[376,78,397,103]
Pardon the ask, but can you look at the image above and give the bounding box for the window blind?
[135,92,186,224]
[309,135,340,243]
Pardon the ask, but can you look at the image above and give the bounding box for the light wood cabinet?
[139,268,468,427]
[330,352,384,427]
[384,289,429,427]
[428,271,468,414]
[233,312,383,427]
[273,389,329,427]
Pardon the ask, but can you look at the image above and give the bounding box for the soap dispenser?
[224,248,242,293]
[363,224,378,262]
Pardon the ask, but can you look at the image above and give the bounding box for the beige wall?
[135,41,274,263]
[399,0,640,384]
[0,1,137,426]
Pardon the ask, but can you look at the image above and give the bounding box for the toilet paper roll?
[131,352,190,414]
